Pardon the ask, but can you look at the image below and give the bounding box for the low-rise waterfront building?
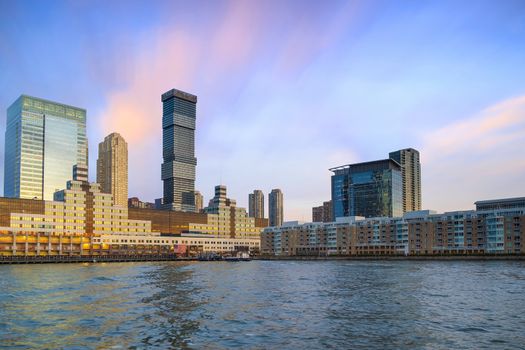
[3,180,152,237]
[0,227,260,257]
[187,185,267,239]
[262,197,525,256]
[98,233,259,255]
[0,182,262,257]
[475,197,525,211]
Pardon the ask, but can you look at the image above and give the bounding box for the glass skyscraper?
[4,95,87,200]
[161,88,197,212]
[331,159,403,219]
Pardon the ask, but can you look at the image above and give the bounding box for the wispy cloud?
[421,94,525,212]
[93,0,363,212]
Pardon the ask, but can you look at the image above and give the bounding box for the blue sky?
[0,0,524,220]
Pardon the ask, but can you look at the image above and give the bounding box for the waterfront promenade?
[2,254,525,264]
[0,254,184,264]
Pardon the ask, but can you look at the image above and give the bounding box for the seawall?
[255,255,525,261]
[0,254,197,264]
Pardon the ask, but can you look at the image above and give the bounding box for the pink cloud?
[421,94,525,212]
[423,95,525,160]
[97,0,275,146]
[93,1,274,200]
[93,29,202,200]
[209,1,266,69]
[89,0,370,210]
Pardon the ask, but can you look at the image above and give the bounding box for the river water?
[1,260,524,349]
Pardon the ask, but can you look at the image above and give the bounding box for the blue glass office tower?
[330,159,403,219]
[4,95,87,200]
[161,88,197,212]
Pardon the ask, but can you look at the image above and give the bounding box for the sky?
[0,0,524,220]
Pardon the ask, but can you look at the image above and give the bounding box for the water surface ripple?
[1,260,525,349]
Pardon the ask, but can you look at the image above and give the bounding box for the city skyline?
[1,1,524,221]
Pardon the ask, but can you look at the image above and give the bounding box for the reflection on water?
[1,261,525,349]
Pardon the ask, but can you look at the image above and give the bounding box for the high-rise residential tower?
[312,205,324,222]
[312,200,334,222]
[97,132,128,207]
[323,200,334,222]
[161,88,197,212]
[389,148,421,212]
[249,190,264,218]
[194,191,204,212]
[4,95,87,200]
[331,159,403,219]
[269,189,283,227]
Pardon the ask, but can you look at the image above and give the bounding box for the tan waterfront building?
[5,180,151,237]
[97,132,128,207]
[262,198,525,257]
[188,185,266,239]
[0,182,261,257]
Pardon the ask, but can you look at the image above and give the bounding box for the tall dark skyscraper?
[161,88,197,211]
[389,148,421,213]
